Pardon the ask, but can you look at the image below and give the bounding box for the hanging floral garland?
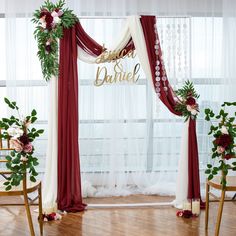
[32,0,78,81]
[175,80,200,121]
[204,102,236,188]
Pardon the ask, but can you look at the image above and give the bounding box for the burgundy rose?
[45,44,52,53]
[47,212,56,221]
[19,133,30,145]
[186,97,196,106]
[214,134,232,148]
[182,210,193,218]
[224,153,233,160]
[45,12,53,30]
[40,9,49,18]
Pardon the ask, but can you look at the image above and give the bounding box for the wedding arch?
[33,2,202,212]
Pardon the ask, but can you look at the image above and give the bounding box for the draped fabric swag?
[47,15,201,211]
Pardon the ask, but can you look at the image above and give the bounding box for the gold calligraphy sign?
[94,47,140,86]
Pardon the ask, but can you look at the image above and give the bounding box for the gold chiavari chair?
[0,128,43,236]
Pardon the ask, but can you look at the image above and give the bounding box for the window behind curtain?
[0,17,223,186]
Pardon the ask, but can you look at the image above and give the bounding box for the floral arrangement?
[43,212,62,221]
[205,102,236,188]
[175,80,200,122]
[0,98,44,191]
[32,0,78,81]
[176,210,193,218]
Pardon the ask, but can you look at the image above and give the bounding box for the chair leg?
[38,182,43,236]
[215,190,225,236]
[205,182,210,230]
[23,190,35,236]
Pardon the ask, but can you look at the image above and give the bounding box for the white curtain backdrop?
[1,0,235,207]
[77,16,190,200]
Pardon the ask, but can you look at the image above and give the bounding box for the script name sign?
[94,48,140,86]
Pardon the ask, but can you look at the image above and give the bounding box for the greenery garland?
[175,80,200,122]
[0,98,44,191]
[32,0,78,81]
[205,102,236,188]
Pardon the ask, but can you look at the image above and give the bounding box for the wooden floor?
[1,195,236,236]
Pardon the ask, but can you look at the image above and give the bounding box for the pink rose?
[216,146,225,154]
[23,143,33,153]
[176,211,183,217]
[10,139,23,152]
[186,105,192,112]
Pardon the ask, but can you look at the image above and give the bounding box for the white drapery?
[42,76,58,213]
[76,16,189,207]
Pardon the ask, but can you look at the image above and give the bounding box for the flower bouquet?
[205,102,236,187]
[32,0,78,81]
[0,98,44,191]
[175,80,200,122]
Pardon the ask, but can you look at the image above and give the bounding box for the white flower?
[55,213,62,220]
[20,156,28,162]
[41,22,46,29]
[39,17,46,24]
[39,17,46,29]
[53,16,61,24]
[7,127,23,138]
[191,109,198,116]
[51,11,58,17]
[221,126,228,135]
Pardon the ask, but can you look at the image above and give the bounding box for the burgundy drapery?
[58,17,202,211]
[57,22,135,211]
[58,25,86,211]
[188,119,201,199]
[75,21,135,57]
[140,15,201,202]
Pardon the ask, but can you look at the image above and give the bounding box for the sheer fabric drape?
[77,17,191,198]
[3,0,235,203]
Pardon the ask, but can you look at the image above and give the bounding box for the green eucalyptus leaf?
[37,129,44,134]
[208,174,214,180]
[31,109,37,116]
[4,97,10,105]
[6,155,12,161]
[31,117,37,123]
[30,176,36,182]
[5,185,12,191]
